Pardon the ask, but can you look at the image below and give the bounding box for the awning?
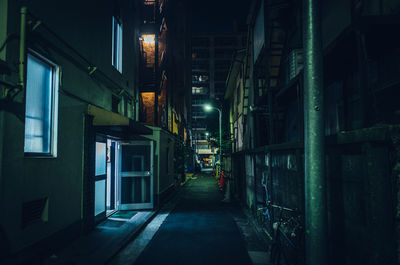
[88,105,152,137]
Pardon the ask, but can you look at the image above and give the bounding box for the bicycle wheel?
[270,241,289,265]
[270,242,281,265]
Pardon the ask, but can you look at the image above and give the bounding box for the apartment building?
[0,0,190,260]
[191,30,245,165]
[138,0,192,187]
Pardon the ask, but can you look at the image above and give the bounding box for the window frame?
[24,50,59,158]
[112,16,123,73]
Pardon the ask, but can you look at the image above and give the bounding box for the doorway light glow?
[142,35,155,44]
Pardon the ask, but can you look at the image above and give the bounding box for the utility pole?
[303,0,328,265]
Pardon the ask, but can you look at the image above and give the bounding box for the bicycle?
[258,202,303,265]
[257,170,303,264]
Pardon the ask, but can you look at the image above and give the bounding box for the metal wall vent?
[21,197,49,228]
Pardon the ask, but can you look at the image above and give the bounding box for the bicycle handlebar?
[257,201,297,213]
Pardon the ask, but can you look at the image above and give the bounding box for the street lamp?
[203,104,222,163]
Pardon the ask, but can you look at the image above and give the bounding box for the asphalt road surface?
[133,174,253,265]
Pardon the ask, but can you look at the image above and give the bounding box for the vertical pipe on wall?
[19,6,27,89]
[154,35,159,126]
[154,0,159,126]
[303,0,328,265]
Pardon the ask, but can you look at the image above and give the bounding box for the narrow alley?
[110,173,262,265]
[1,0,400,264]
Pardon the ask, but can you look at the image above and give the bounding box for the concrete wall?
[321,0,351,49]
[143,127,176,206]
[232,1,400,264]
[0,0,139,256]
[158,130,176,194]
[1,99,87,253]
[243,130,396,265]
[362,0,400,16]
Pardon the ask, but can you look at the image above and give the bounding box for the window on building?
[192,72,209,83]
[192,99,206,105]
[192,95,209,105]
[192,86,208,94]
[112,16,123,73]
[192,106,205,113]
[192,111,206,117]
[192,120,206,129]
[24,52,59,156]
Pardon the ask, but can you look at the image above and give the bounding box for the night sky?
[191,0,251,33]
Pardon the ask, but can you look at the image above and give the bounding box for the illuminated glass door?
[95,141,107,221]
[118,141,154,210]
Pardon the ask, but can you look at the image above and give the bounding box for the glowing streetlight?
[203,104,222,163]
[204,104,212,111]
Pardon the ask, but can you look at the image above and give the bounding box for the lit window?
[112,16,123,72]
[192,87,207,94]
[192,73,209,82]
[24,53,59,156]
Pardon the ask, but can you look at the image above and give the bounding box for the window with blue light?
[24,53,58,156]
[112,16,123,73]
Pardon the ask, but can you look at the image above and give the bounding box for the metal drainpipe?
[19,6,27,89]
[303,0,328,265]
[154,35,159,126]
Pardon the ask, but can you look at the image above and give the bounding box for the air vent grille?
[21,197,48,228]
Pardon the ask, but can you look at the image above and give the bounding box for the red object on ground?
[218,171,225,189]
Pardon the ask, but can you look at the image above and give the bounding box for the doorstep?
[43,210,158,265]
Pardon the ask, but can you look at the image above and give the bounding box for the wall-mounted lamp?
[141,35,155,44]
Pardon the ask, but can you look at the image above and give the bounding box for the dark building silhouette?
[224,0,400,264]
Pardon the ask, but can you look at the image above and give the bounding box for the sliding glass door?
[118,141,154,210]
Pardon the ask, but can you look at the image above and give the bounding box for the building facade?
[191,30,245,165]
[0,0,190,261]
[138,0,192,175]
[225,0,400,264]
